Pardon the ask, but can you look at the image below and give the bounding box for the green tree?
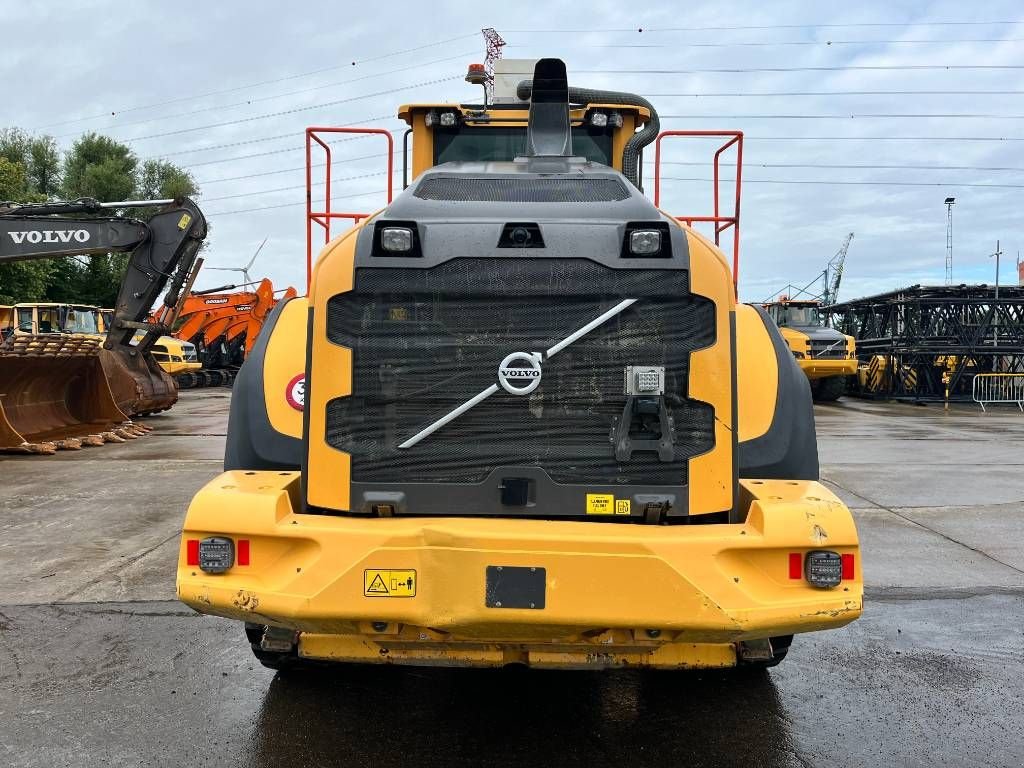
[0,156,53,304]
[58,133,141,307]
[0,128,61,196]
[1,128,199,307]
[61,132,137,202]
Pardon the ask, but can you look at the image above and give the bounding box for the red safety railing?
[305,127,394,293]
[653,130,743,294]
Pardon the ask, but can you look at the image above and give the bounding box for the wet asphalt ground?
[1,390,1023,767]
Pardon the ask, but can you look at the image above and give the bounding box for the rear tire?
[813,376,846,402]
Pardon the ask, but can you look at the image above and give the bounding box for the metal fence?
[972,373,1024,412]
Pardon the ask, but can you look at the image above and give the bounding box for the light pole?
[944,197,955,284]
[989,239,1002,348]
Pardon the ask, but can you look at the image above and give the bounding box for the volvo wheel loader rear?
[177,59,861,671]
[0,197,207,451]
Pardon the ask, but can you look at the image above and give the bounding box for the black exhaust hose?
[517,81,659,189]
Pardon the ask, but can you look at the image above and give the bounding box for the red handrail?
[653,130,743,295]
[305,127,394,294]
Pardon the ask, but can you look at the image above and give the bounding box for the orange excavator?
[159,279,295,387]
[0,197,206,452]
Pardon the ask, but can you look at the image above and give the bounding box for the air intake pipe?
[517,81,660,190]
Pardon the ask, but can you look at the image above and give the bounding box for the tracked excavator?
[177,59,861,671]
[0,197,207,451]
[162,279,296,387]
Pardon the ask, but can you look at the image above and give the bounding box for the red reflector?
[788,552,802,579]
[186,539,199,566]
[841,553,855,580]
[237,539,250,566]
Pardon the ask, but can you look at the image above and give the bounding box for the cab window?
[779,307,822,327]
[63,308,99,334]
[37,308,60,333]
[433,125,614,166]
[17,308,34,332]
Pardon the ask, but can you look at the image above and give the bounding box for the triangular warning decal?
[366,573,389,594]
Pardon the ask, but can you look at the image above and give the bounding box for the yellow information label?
[176,213,192,230]
[586,493,615,515]
[615,499,632,515]
[363,569,417,597]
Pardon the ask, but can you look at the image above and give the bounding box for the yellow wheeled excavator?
[177,59,861,671]
[0,197,207,451]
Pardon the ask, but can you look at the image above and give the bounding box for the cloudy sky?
[4,0,1023,301]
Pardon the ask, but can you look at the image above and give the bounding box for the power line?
[649,160,1024,172]
[207,189,387,217]
[55,52,476,139]
[577,65,1024,74]
[514,37,1024,49]
[503,20,1023,33]
[33,33,479,130]
[196,153,390,186]
[643,90,1024,97]
[198,171,399,203]
[659,175,1024,189]
[146,115,397,159]
[660,113,1024,119]
[120,76,463,143]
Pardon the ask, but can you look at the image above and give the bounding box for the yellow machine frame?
[178,72,862,669]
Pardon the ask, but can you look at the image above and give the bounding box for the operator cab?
[7,303,102,335]
[399,59,651,184]
[765,299,825,329]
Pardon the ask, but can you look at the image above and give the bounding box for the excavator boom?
[0,197,208,451]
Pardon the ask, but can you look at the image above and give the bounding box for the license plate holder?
[485,565,545,609]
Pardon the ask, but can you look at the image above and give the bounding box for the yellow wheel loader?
[178,59,861,671]
[0,197,207,451]
[763,298,857,402]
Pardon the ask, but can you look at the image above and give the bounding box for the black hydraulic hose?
[517,81,660,189]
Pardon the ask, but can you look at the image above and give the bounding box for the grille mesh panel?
[413,176,630,203]
[325,259,715,485]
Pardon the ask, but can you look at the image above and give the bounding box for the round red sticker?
[285,373,305,411]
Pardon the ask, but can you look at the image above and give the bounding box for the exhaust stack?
[522,58,572,158]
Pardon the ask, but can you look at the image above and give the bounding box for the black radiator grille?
[810,339,848,359]
[325,259,716,485]
[413,176,630,203]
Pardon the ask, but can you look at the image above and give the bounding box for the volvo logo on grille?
[498,352,543,395]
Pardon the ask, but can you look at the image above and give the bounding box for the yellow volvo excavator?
[177,60,861,670]
[0,197,207,451]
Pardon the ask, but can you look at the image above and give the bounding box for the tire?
[813,376,846,402]
[738,634,793,670]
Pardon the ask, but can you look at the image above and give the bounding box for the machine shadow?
[252,663,798,767]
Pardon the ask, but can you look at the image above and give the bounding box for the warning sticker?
[586,493,615,515]
[615,499,631,515]
[363,569,417,598]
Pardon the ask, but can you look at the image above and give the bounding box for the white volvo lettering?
[7,229,91,245]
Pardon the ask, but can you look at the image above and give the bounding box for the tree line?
[0,128,200,307]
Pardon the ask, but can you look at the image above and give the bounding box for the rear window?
[434,125,614,166]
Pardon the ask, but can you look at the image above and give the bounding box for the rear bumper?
[800,358,857,380]
[177,472,862,668]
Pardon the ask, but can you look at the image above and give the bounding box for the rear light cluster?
[789,550,855,589]
[185,536,250,574]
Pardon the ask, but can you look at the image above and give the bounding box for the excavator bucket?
[100,346,178,417]
[0,334,129,451]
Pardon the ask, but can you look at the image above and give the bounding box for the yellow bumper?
[177,472,862,668]
[800,357,857,381]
